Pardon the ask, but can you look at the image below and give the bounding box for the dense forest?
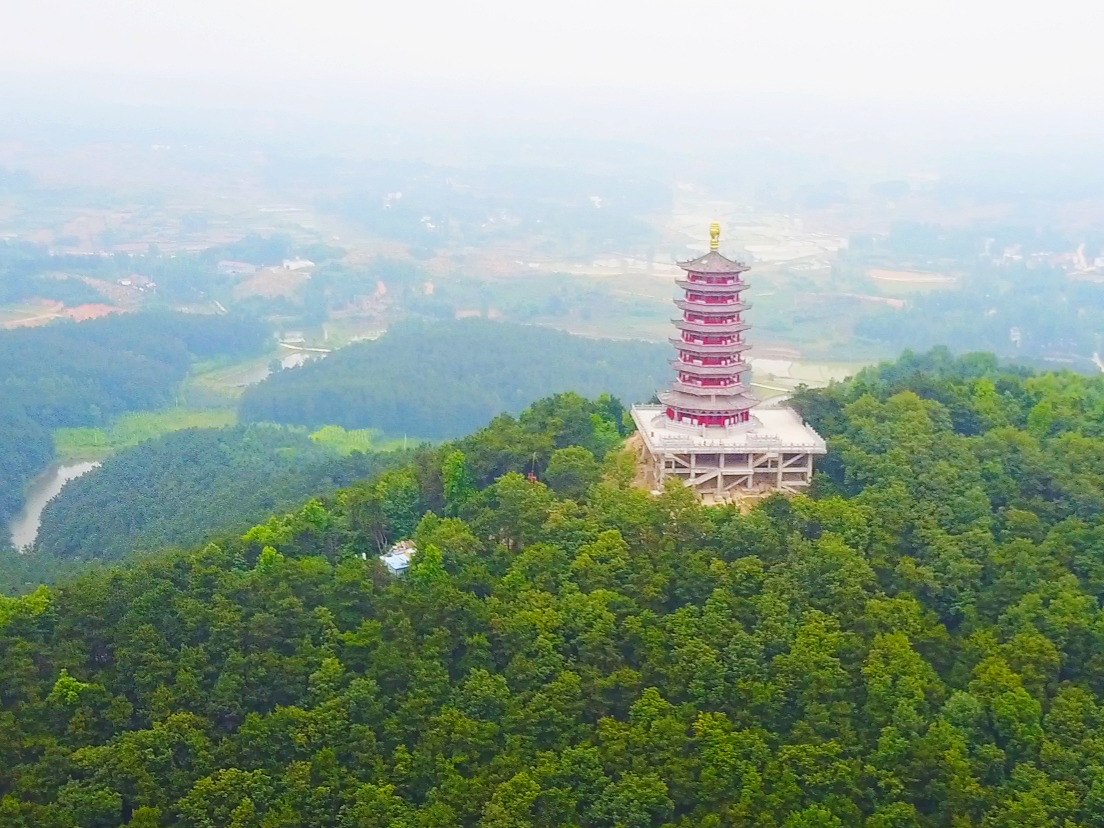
[31,426,410,565]
[0,312,270,529]
[239,319,668,438]
[3,351,1104,826]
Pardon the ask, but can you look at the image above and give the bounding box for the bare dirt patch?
[3,300,65,329]
[2,300,124,328]
[624,433,652,492]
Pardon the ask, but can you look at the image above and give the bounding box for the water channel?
[8,352,320,550]
[8,462,100,550]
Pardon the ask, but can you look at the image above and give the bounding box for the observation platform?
[630,404,827,499]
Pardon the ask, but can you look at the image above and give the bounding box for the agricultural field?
[182,355,280,403]
[865,268,958,296]
[748,356,870,402]
[308,425,429,454]
[54,408,238,462]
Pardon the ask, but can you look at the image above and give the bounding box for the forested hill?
[2,312,269,426]
[4,351,1104,827]
[13,393,628,582]
[239,318,668,438]
[32,426,410,564]
[0,312,270,531]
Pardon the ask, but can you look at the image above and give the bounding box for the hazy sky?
[5,0,1103,110]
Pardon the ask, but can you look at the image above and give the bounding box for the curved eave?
[671,358,749,376]
[673,319,751,335]
[669,337,752,355]
[676,250,751,276]
[675,278,750,293]
[679,265,751,277]
[674,299,750,314]
[658,389,758,413]
[668,380,752,396]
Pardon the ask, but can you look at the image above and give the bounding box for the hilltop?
[1,351,1104,826]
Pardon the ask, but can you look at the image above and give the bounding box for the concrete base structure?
[631,404,827,500]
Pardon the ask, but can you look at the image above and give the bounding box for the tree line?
[0,312,270,532]
[30,426,409,566]
[10,393,627,585]
[239,318,667,439]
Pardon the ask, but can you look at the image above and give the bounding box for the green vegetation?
[308,425,415,455]
[54,409,238,461]
[0,233,345,312]
[240,318,667,439]
[0,311,270,530]
[842,223,1104,368]
[854,262,1104,368]
[183,356,277,405]
[0,241,108,306]
[3,353,1104,826]
[405,270,674,341]
[27,393,626,574]
[33,425,410,566]
[0,405,52,534]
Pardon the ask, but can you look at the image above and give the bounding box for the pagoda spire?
[657,223,757,429]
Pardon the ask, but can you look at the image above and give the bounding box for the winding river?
[8,462,100,550]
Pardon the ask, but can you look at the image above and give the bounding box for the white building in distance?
[379,540,417,576]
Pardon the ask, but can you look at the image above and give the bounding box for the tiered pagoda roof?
[676,249,750,275]
[658,223,757,428]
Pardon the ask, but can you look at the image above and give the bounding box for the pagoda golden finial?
[709,221,721,251]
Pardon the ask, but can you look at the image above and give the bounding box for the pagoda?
[660,221,757,428]
[631,223,827,500]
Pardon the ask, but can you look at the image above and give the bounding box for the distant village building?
[117,274,156,291]
[631,223,826,501]
[282,258,315,271]
[217,260,257,276]
[379,540,417,576]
